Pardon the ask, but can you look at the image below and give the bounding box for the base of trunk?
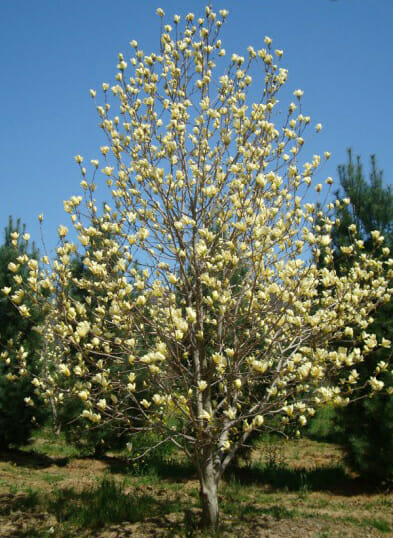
[199,464,219,529]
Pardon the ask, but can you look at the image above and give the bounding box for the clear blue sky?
[1,0,392,253]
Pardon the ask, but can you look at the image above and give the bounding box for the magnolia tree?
[4,6,393,529]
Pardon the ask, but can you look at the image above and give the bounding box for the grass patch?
[224,503,295,521]
[1,476,185,531]
[22,425,81,459]
[261,505,295,520]
[49,476,182,528]
[362,517,392,533]
[221,479,296,521]
[42,473,65,485]
[0,488,40,515]
[301,511,393,533]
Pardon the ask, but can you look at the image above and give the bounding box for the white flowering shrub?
[3,6,393,528]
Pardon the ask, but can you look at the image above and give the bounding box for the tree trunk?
[199,457,220,529]
[50,397,61,435]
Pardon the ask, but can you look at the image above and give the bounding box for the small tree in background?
[57,253,151,456]
[327,150,393,483]
[4,8,393,528]
[54,254,130,454]
[0,217,46,449]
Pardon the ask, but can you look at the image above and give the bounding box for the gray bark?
[198,456,220,529]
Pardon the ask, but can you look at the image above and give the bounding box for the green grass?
[227,503,295,520]
[362,517,392,533]
[363,497,393,509]
[221,477,296,522]
[48,476,183,528]
[297,511,392,534]
[42,472,65,485]
[0,476,184,530]
[25,426,82,459]
[0,487,40,516]
[339,515,392,533]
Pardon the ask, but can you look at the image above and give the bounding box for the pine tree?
[329,150,393,483]
[0,217,46,449]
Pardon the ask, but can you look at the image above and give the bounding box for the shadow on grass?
[1,477,185,531]
[49,477,184,529]
[0,490,40,516]
[223,501,295,521]
[226,462,384,495]
[0,447,69,469]
[88,453,386,496]
[103,453,382,496]
[2,446,386,498]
